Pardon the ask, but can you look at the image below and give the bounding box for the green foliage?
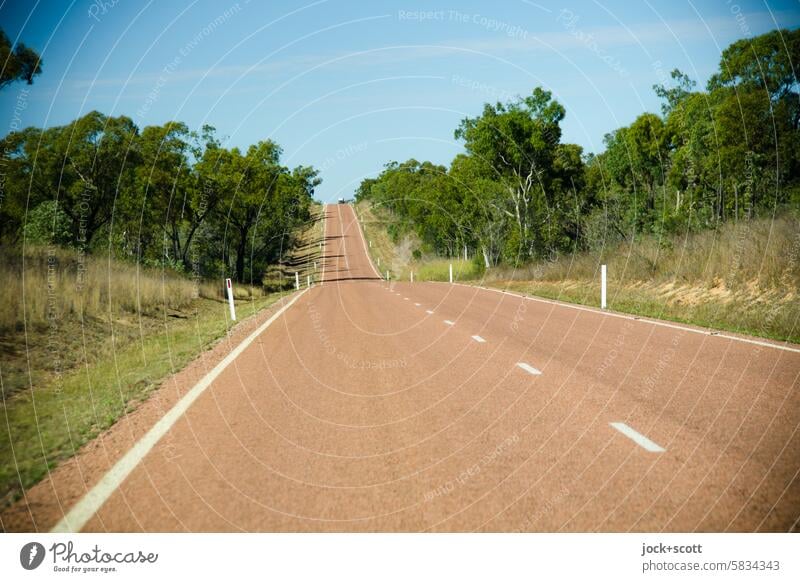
[0,113,319,283]
[356,29,800,268]
[22,201,73,245]
[0,28,42,90]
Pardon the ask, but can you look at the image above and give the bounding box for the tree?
[603,113,668,229]
[708,28,800,101]
[0,28,42,90]
[454,88,566,260]
[449,153,508,266]
[213,140,316,282]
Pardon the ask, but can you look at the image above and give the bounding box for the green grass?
[414,258,482,282]
[491,279,799,344]
[0,213,322,510]
[0,292,282,509]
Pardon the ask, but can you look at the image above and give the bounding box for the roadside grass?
[0,292,281,509]
[493,279,799,343]
[358,203,799,343]
[355,202,483,282]
[488,213,800,291]
[355,202,397,278]
[0,212,321,509]
[485,213,800,343]
[414,258,482,282]
[0,246,262,400]
[262,204,324,291]
[0,246,221,332]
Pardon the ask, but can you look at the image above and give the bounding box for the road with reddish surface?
[8,203,800,532]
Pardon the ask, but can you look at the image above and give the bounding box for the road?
[14,204,800,531]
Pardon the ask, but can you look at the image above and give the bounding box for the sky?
[1,0,798,202]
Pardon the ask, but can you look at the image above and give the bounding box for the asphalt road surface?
[17,204,800,532]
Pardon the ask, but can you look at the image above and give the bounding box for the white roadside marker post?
[225,278,236,321]
[307,275,311,288]
[386,270,389,281]
[295,272,300,290]
[369,240,372,248]
[449,263,453,284]
[601,264,607,310]
[410,272,414,283]
[377,257,381,267]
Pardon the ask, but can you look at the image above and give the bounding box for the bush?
[22,201,73,246]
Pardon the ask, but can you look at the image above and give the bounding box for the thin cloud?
[69,10,792,92]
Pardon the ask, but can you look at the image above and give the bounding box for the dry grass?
[356,205,800,342]
[0,246,265,401]
[0,245,267,333]
[356,202,399,278]
[487,214,800,292]
[0,245,285,509]
[0,217,315,509]
[483,213,800,343]
[262,204,325,291]
[355,202,483,282]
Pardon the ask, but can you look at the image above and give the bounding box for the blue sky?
[1,0,798,202]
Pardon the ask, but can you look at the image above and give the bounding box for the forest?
[0,113,319,284]
[355,29,800,269]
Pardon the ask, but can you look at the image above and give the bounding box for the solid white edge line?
[51,287,310,533]
[472,335,487,343]
[517,362,542,375]
[450,282,800,354]
[610,422,666,452]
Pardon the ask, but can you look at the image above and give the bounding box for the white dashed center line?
[444,320,455,326]
[472,335,486,343]
[414,303,421,307]
[426,310,434,314]
[610,422,665,452]
[516,362,542,375]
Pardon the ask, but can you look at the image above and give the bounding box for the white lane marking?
[472,335,486,343]
[414,303,421,307]
[426,310,434,314]
[404,297,409,301]
[610,422,666,452]
[320,206,327,284]
[444,320,455,326]
[51,288,310,533]
[452,282,800,354]
[517,362,542,375]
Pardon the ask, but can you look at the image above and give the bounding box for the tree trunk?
[235,229,248,282]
